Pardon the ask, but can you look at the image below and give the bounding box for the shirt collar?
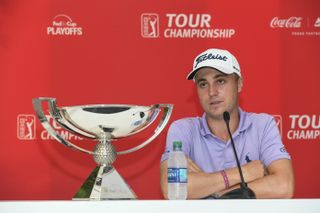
[200,113,211,136]
[200,107,252,137]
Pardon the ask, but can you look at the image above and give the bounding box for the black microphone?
[219,111,256,199]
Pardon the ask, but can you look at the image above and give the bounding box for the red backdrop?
[0,0,319,199]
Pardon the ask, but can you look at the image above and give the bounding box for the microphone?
[219,111,256,199]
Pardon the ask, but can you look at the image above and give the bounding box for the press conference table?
[1,199,320,213]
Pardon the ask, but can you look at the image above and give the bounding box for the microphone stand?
[219,111,255,199]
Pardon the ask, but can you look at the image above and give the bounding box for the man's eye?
[217,79,225,84]
[199,82,207,88]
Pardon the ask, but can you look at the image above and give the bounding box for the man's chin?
[206,110,225,121]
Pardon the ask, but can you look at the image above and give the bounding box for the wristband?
[220,170,230,189]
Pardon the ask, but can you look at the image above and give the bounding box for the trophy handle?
[32,97,94,155]
[117,104,173,155]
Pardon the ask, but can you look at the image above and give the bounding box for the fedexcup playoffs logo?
[141,13,235,39]
[17,115,36,140]
[47,14,83,36]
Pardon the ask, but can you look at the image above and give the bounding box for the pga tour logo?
[272,115,283,137]
[17,114,36,140]
[141,13,159,38]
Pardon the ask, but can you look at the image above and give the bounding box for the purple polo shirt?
[161,108,290,172]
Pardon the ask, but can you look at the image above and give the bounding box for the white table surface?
[1,199,320,213]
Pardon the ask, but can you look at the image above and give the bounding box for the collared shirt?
[161,108,290,172]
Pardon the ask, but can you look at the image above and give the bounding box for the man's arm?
[217,159,294,198]
[248,158,294,198]
[160,160,226,199]
[160,158,264,199]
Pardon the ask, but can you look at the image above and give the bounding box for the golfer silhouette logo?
[17,115,36,140]
[141,13,159,38]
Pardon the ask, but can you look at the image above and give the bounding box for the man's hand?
[248,159,294,198]
[242,160,265,182]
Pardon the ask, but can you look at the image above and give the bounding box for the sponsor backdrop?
[0,0,319,199]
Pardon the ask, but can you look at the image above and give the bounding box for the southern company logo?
[47,14,83,36]
[141,13,235,39]
[314,17,320,27]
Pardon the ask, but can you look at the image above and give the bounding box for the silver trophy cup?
[33,97,173,200]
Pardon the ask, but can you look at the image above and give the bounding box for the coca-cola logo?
[270,17,302,28]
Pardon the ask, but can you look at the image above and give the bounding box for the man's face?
[195,67,242,120]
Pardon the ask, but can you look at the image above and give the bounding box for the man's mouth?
[209,101,223,106]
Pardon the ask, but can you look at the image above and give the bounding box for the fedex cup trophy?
[33,97,173,200]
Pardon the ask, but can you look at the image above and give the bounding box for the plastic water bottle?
[167,141,188,200]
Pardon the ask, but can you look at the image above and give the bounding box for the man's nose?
[208,84,218,96]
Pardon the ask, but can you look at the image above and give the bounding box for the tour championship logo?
[17,115,36,140]
[272,114,319,141]
[141,13,235,39]
[287,114,320,140]
[270,16,320,36]
[17,114,83,141]
[47,14,83,36]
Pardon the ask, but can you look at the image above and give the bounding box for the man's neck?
[206,109,240,142]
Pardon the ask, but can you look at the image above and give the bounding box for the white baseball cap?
[186,48,241,80]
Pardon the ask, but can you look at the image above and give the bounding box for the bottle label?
[168,168,188,183]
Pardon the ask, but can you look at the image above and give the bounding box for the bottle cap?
[173,141,182,150]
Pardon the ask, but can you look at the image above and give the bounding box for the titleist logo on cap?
[194,53,228,69]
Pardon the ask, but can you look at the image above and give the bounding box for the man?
[160,48,294,199]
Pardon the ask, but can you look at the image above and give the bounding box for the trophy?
[32,97,173,200]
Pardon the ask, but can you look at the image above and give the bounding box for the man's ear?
[238,77,243,92]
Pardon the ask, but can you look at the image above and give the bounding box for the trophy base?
[73,165,137,200]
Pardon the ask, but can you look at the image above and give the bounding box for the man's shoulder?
[242,110,276,128]
[245,111,274,121]
[170,116,202,129]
